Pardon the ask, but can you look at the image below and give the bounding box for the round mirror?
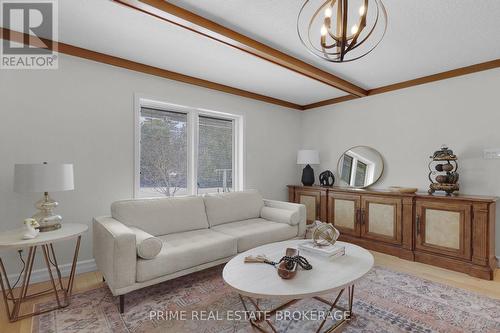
[337,146,384,188]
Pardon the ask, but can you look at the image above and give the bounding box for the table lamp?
[14,162,74,232]
[297,150,320,186]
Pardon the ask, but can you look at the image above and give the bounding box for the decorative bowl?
[388,186,418,194]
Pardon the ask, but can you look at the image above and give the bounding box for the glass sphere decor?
[313,223,340,247]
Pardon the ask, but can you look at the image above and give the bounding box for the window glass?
[197,116,233,194]
[139,107,188,197]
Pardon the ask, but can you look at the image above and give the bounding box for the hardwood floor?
[1,252,499,333]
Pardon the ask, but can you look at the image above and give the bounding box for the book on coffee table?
[298,241,345,258]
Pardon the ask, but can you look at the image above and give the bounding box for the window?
[135,98,243,198]
[197,116,234,194]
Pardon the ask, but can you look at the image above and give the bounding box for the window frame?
[134,94,244,198]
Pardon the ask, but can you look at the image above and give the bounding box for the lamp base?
[301,164,315,186]
[32,192,63,232]
[37,223,62,232]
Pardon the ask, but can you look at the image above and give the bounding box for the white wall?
[2,54,498,279]
[0,54,302,275]
[300,68,500,255]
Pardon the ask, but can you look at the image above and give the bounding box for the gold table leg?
[238,284,355,333]
[0,236,82,322]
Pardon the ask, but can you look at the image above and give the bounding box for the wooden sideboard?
[288,185,498,280]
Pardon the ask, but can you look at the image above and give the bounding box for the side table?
[0,223,88,321]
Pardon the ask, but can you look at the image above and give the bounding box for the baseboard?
[7,259,97,286]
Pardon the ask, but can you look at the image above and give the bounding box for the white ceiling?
[54,0,346,106]
[168,0,500,89]
[4,0,500,107]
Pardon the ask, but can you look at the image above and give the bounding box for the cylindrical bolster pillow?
[129,226,163,259]
[260,206,300,225]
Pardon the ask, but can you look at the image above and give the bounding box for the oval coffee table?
[223,239,374,332]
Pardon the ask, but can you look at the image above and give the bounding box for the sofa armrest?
[263,199,307,238]
[93,216,136,294]
[128,226,163,260]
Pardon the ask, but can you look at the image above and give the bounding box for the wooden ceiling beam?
[0,28,303,110]
[303,59,500,110]
[113,0,367,97]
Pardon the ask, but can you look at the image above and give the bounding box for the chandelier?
[297,0,387,62]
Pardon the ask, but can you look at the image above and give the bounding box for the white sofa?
[93,190,306,312]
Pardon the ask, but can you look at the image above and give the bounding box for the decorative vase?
[301,164,315,186]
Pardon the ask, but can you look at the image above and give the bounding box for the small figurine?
[23,218,40,239]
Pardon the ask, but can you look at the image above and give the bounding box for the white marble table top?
[0,223,88,249]
[223,240,374,299]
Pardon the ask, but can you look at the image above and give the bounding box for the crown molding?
[369,59,500,96]
[3,27,499,112]
[303,59,500,110]
[0,28,303,110]
[302,95,359,110]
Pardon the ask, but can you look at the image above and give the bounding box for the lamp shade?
[297,150,320,165]
[14,163,74,193]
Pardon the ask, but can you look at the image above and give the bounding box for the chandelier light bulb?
[351,25,359,34]
[359,5,366,15]
[324,7,332,18]
[321,25,328,36]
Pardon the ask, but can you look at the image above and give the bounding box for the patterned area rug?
[33,266,500,333]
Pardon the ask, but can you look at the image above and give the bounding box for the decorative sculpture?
[428,145,459,195]
[313,222,340,246]
[319,170,335,186]
[23,218,40,239]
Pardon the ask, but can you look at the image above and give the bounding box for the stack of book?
[298,241,345,258]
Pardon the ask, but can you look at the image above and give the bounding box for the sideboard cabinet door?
[295,189,321,225]
[361,195,402,245]
[415,200,472,260]
[328,192,361,237]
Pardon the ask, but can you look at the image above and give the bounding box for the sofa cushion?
[136,229,237,282]
[261,206,300,226]
[212,218,298,252]
[203,190,264,227]
[111,196,209,236]
[128,226,163,259]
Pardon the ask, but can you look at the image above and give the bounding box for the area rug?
[33,265,500,333]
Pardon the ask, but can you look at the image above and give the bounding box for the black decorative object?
[301,164,315,186]
[297,150,319,186]
[319,170,335,186]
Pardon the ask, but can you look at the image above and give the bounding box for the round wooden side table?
[0,223,88,322]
